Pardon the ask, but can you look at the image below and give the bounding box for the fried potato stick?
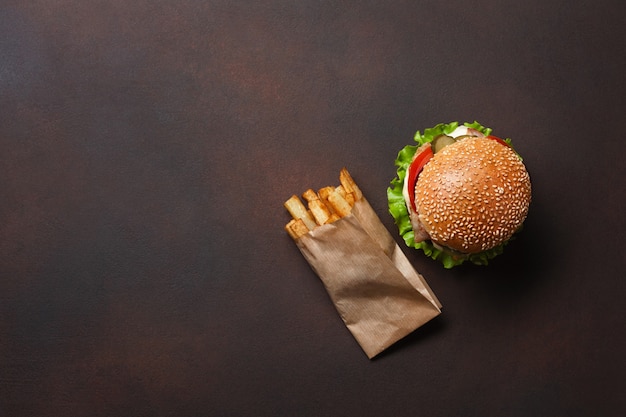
[284,168,361,239]
[284,195,316,230]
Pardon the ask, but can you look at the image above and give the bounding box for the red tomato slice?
[407,145,433,212]
[487,135,511,148]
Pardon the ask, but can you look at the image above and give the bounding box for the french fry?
[317,186,335,201]
[285,218,310,240]
[302,188,339,225]
[308,198,333,225]
[339,168,363,201]
[284,195,316,230]
[327,189,353,218]
[318,186,340,217]
[334,185,356,207]
[284,168,362,239]
[321,196,342,222]
[302,189,319,203]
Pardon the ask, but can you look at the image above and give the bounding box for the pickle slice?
[431,134,456,153]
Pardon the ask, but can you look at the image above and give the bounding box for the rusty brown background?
[2,1,625,416]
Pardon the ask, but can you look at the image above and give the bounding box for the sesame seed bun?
[414,137,531,254]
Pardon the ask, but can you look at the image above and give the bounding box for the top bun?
[414,137,531,254]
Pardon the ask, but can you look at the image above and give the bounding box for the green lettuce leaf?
[387,121,515,268]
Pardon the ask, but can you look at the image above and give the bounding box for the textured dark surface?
[1,1,625,416]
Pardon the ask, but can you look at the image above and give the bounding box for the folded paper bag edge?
[351,199,442,309]
[296,209,441,358]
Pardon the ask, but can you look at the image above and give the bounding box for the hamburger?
[388,121,531,268]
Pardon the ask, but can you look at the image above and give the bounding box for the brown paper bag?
[295,198,441,359]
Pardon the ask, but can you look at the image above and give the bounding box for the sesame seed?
[414,136,531,253]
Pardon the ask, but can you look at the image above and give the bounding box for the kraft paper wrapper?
[295,198,441,358]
